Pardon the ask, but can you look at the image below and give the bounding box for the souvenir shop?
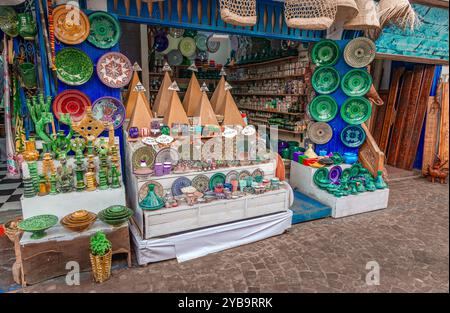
[1,0,446,286]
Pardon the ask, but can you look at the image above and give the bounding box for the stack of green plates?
[313,168,331,189]
[98,205,133,226]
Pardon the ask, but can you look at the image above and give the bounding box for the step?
[290,190,332,224]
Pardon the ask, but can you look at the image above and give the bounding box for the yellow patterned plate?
[53,4,90,45]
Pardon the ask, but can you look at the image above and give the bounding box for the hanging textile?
[2,36,20,177]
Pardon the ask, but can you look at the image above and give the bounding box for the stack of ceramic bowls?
[98,205,133,226]
[61,210,97,232]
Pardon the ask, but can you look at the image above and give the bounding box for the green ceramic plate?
[340,97,372,125]
[88,11,121,49]
[341,168,352,181]
[311,39,340,67]
[340,125,366,148]
[308,95,338,122]
[55,48,93,86]
[312,66,340,95]
[313,167,329,185]
[195,34,208,51]
[0,6,19,38]
[179,37,196,57]
[209,173,226,190]
[350,163,363,177]
[341,69,372,97]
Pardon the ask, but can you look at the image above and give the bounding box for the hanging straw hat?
[343,0,380,30]
[336,0,359,22]
[377,0,417,30]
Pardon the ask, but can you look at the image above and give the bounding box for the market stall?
[3,0,446,285]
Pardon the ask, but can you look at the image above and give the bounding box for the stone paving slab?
[0,178,448,293]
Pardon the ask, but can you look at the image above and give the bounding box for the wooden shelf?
[226,55,298,69]
[176,78,220,83]
[375,53,449,65]
[149,72,164,76]
[229,74,304,83]
[238,106,303,116]
[269,127,302,135]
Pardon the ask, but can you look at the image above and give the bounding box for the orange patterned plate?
[53,4,90,45]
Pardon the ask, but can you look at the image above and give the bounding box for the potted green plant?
[89,231,112,283]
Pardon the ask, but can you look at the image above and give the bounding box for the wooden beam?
[376,53,449,66]
[411,0,449,8]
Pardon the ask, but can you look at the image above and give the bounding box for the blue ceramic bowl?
[343,152,358,164]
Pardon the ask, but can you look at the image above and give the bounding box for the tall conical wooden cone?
[125,77,144,119]
[210,76,226,112]
[164,92,190,127]
[153,72,174,117]
[125,71,140,105]
[182,72,202,116]
[128,92,153,131]
[194,92,219,126]
[222,91,246,127]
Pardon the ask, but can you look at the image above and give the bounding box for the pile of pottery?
[61,210,97,232]
[313,163,387,197]
[98,205,133,226]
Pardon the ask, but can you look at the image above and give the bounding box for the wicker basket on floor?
[4,217,23,243]
[90,249,112,283]
[219,0,257,26]
[284,0,337,30]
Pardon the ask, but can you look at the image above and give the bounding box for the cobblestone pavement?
[1,178,448,293]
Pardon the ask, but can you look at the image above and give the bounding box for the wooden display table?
[289,161,389,218]
[13,222,131,286]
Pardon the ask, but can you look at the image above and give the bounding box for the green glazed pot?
[312,66,340,95]
[340,97,372,125]
[18,62,37,89]
[18,13,37,40]
[341,69,372,97]
[308,95,338,122]
[311,39,340,67]
[0,6,19,37]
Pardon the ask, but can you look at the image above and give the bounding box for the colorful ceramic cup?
[230,179,238,192]
[163,165,171,175]
[154,163,163,176]
[140,127,150,137]
[128,127,139,139]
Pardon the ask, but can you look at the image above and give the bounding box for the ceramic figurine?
[52,130,72,159]
[47,172,57,195]
[74,153,86,191]
[57,157,74,193]
[38,174,49,196]
[374,170,387,189]
[109,164,121,188]
[139,184,165,210]
[27,161,40,192]
[23,137,40,162]
[86,136,96,156]
[23,177,37,198]
[41,152,55,178]
[98,168,109,190]
[70,136,86,155]
[85,172,97,191]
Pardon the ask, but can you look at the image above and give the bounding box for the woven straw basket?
[4,217,23,243]
[90,249,112,283]
[336,0,359,22]
[344,0,380,30]
[284,0,337,30]
[219,0,257,27]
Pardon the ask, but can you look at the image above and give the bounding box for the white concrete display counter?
[289,161,389,218]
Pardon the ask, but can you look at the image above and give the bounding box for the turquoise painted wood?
[376,4,449,61]
[104,0,325,42]
[290,190,331,224]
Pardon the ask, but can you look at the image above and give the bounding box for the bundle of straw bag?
[344,0,380,30]
[284,0,338,30]
[219,0,257,27]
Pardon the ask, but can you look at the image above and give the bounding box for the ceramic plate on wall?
[171,177,192,197]
[312,66,340,95]
[307,122,333,145]
[308,95,338,122]
[209,173,226,190]
[311,39,340,67]
[132,146,156,171]
[179,37,197,57]
[155,147,180,166]
[96,52,133,88]
[341,69,372,97]
[53,90,90,122]
[92,96,125,129]
[53,4,90,45]
[55,48,93,86]
[344,37,376,68]
[340,125,366,148]
[88,11,121,49]
[192,174,210,193]
[340,97,372,125]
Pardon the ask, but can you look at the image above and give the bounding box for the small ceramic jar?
[154,163,163,176]
[140,127,150,137]
[128,127,139,139]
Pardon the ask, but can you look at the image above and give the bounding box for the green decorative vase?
[18,62,37,89]
[374,171,387,189]
[23,177,36,198]
[139,184,165,210]
[18,12,37,40]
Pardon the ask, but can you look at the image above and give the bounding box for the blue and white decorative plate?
[340,125,366,148]
[171,177,192,197]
